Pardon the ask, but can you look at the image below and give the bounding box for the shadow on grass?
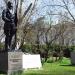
[11,70,23,75]
[60,64,75,67]
[0,71,7,74]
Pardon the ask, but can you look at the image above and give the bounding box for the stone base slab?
[0,51,22,75]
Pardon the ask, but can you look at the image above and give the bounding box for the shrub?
[0,43,4,51]
[47,59,54,63]
[21,44,32,53]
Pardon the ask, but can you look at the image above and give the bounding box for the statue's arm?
[2,10,11,22]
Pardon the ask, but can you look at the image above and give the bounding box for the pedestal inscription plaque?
[8,52,22,74]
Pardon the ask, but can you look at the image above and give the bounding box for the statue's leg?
[5,36,8,51]
[9,32,15,50]
[4,29,9,51]
[11,34,15,50]
[9,35,12,49]
[5,35,9,51]
[8,29,13,50]
[10,29,16,50]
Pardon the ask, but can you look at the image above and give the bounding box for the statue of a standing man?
[2,1,16,51]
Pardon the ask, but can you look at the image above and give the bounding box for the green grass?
[12,57,75,75]
[1,57,75,75]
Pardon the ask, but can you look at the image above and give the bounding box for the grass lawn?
[1,57,75,75]
[14,57,75,75]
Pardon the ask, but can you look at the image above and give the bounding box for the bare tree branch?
[62,0,75,22]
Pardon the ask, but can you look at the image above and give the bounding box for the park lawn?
[20,58,75,75]
[1,58,75,75]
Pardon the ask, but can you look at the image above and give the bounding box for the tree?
[43,0,75,22]
[16,0,38,49]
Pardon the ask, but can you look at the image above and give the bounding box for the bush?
[68,46,75,51]
[0,43,4,51]
[21,44,32,53]
[47,59,54,63]
[63,45,75,58]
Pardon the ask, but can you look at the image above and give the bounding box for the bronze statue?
[2,1,32,51]
[2,1,16,51]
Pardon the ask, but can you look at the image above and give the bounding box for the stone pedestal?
[0,52,8,74]
[8,52,22,74]
[0,51,23,75]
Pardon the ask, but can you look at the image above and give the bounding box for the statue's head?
[7,1,13,9]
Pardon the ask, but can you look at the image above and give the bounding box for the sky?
[0,0,75,24]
